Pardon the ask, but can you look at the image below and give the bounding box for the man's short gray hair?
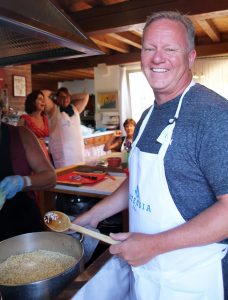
[143,11,195,51]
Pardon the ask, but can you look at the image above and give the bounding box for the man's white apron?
[128,82,227,300]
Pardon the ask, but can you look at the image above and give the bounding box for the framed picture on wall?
[97,91,118,110]
[13,75,26,97]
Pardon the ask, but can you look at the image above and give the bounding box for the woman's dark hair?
[123,118,136,128]
[56,87,70,97]
[25,90,44,114]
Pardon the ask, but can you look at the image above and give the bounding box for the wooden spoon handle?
[70,223,119,245]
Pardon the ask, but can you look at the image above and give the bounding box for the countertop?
[83,130,114,139]
[51,153,127,197]
[53,173,126,197]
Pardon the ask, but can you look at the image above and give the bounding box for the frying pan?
[0,232,84,300]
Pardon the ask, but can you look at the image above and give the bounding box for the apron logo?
[129,186,152,213]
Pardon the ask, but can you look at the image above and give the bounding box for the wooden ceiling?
[31,0,228,84]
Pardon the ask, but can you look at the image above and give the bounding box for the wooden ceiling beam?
[90,34,129,52]
[34,69,94,77]
[69,0,228,35]
[197,19,221,42]
[131,29,143,37]
[196,41,228,57]
[37,73,75,79]
[33,72,93,81]
[108,32,142,49]
[102,0,127,4]
[32,76,59,82]
[70,2,92,11]
[60,69,94,76]
[32,51,141,73]
[96,44,112,54]
[191,10,228,20]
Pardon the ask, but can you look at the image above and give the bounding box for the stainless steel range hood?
[0,0,103,66]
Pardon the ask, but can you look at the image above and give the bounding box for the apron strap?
[131,105,154,149]
[157,80,196,158]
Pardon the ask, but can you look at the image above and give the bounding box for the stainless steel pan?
[0,232,84,300]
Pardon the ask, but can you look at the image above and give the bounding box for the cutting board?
[57,171,106,186]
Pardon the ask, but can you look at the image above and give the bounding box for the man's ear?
[188,49,196,69]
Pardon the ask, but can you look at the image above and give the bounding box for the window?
[128,70,154,122]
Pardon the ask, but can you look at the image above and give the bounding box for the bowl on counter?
[107,157,121,168]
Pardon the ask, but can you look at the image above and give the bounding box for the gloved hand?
[0,175,24,200]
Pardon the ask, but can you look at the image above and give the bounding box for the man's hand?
[0,175,24,199]
[109,232,160,266]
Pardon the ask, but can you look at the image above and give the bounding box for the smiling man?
[74,11,228,300]
[141,16,196,104]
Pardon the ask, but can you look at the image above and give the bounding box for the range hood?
[0,0,103,67]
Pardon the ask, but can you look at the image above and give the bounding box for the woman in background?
[18,90,50,160]
[104,118,136,152]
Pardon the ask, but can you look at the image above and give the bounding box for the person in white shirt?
[42,87,89,168]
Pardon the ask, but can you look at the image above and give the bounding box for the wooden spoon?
[44,211,118,245]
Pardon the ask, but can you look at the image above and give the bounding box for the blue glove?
[0,175,24,200]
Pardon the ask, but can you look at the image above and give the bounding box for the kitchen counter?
[48,159,126,198]
[83,130,114,139]
[53,151,125,189]
[52,174,126,197]
[39,158,127,219]
[54,168,126,199]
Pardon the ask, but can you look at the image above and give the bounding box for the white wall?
[192,57,228,99]
[94,64,121,127]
